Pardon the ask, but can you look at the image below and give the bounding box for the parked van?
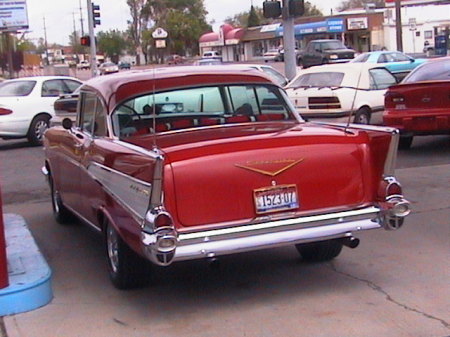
[202,51,221,59]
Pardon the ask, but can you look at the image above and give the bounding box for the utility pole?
[282,0,296,81]
[263,0,304,81]
[87,0,97,77]
[395,0,403,52]
[72,12,79,64]
[43,16,50,66]
[4,32,14,79]
[79,0,85,36]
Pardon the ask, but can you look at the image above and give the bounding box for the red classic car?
[384,56,450,149]
[42,66,410,289]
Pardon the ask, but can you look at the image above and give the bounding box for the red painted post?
[0,184,8,289]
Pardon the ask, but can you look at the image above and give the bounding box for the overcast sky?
[25,0,342,45]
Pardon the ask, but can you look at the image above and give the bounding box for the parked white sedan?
[285,63,397,125]
[0,76,82,145]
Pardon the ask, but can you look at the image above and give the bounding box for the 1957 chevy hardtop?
[42,66,410,289]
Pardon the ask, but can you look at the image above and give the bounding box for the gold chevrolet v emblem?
[235,158,304,177]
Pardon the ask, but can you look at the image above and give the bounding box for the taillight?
[308,97,341,109]
[386,181,402,196]
[377,178,403,201]
[154,212,173,228]
[385,92,405,108]
[0,108,12,115]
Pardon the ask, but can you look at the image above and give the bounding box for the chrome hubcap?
[355,114,369,124]
[35,120,48,140]
[107,225,119,273]
[52,186,60,214]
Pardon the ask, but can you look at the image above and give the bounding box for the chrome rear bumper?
[141,204,409,266]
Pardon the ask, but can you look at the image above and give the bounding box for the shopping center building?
[199,0,450,62]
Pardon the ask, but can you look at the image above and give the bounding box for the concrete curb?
[0,214,53,316]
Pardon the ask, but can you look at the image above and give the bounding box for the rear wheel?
[49,173,74,224]
[297,58,303,67]
[296,239,343,262]
[353,107,371,125]
[27,114,50,146]
[105,219,152,289]
[399,135,413,150]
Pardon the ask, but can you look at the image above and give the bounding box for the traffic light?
[80,35,90,46]
[289,0,305,17]
[92,3,100,27]
[263,1,282,19]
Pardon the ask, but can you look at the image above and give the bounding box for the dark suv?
[297,39,355,68]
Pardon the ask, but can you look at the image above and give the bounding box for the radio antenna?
[345,63,364,132]
[152,65,157,150]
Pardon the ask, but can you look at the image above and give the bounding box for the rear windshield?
[287,72,345,88]
[320,40,346,50]
[352,53,370,63]
[0,80,36,97]
[111,84,299,138]
[403,59,450,83]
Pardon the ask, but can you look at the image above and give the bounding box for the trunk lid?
[386,82,450,113]
[131,123,368,228]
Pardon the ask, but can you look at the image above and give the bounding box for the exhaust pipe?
[341,237,360,249]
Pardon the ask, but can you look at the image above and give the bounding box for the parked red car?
[42,66,410,289]
[384,56,450,149]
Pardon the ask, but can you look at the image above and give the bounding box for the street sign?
[152,27,168,39]
[0,0,29,31]
[155,39,166,48]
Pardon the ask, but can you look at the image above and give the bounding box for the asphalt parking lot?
[0,135,449,337]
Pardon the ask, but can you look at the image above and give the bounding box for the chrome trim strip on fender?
[87,162,151,221]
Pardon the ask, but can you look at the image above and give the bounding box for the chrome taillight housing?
[141,206,178,265]
[378,177,411,230]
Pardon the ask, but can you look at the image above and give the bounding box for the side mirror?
[62,118,73,130]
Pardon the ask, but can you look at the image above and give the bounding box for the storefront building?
[198,2,450,61]
[199,24,244,62]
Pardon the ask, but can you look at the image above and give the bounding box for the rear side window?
[0,80,36,96]
[369,68,397,89]
[288,72,344,88]
[403,60,450,83]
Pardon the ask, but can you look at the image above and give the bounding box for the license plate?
[254,184,299,214]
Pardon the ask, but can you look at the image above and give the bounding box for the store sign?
[0,0,29,30]
[327,18,344,32]
[385,0,441,6]
[155,39,166,48]
[347,17,368,30]
[199,41,222,47]
[261,23,281,33]
[152,27,168,39]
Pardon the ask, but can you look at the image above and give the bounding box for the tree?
[97,30,129,63]
[337,0,385,11]
[68,31,87,56]
[127,0,210,63]
[304,1,323,16]
[225,3,323,27]
[247,5,260,27]
[126,0,149,65]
